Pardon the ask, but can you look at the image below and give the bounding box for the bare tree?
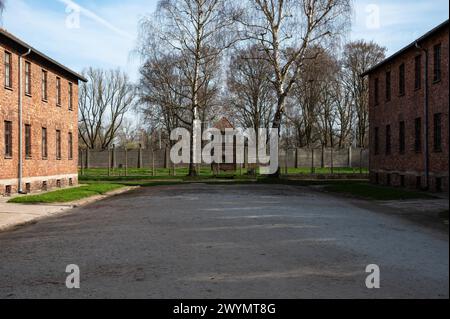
[138,53,188,148]
[333,66,353,148]
[237,0,351,175]
[138,0,241,176]
[342,40,386,148]
[225,45,275,132]
[78,68,136,150]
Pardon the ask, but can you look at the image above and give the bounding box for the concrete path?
[0,198,72,232]
[0,187,136,232]
[0,184,448,299]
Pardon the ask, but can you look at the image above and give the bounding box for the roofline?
[0,29,87,82]
[361,19,449,77]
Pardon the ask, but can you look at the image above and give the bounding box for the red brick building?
[363,20,449,192]
[1,29,87,196]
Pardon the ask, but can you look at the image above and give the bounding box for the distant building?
[362,20,448,192]
[0,29,87,196]
[212,117,237,173]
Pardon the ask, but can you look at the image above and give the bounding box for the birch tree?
[237,0,351,175]
[138,0,241,176]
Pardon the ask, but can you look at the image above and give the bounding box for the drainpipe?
[415,42,430,190]
[18,48,32,194]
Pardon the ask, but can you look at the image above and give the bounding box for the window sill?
[433,79,441,84]
[57,104,62,107]
[25,93,32,97]
[42,157,48,160]
[4,156,13,160]
[25,157,32,160]
[4,86,13,91]
[42,99,48,103]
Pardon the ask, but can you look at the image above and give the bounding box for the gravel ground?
[0,184,448,299]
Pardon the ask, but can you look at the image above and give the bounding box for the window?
[4,121,13,158]
[42,70,48,101]
[433,44,441,82]
[68,132,73,160]
[42,127,48,159]
[56,130,61,160]
[25,124,32,158]
[42,181,48,191]
[68,83,73,111]
[414,55,421,90]
[415,118,422,153]
[399,121,405,154]
[385,125,391,155]
[385,71,391,101]
[374,78,379,105]
[374,127,379,155]
[56,77,61,106]
[25,62,31,95]
[4,51,12,88]
[398,63,405,96]
[434,113,442,152]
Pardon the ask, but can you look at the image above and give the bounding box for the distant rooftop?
[0,28,87,82]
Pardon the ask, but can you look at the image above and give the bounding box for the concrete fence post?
[86,148,90,169]
[137,144,142,169]
[152,150,155,177]
[360,148,363,174]
[295,148,299,169]
[284,148,288,175]
[348,147,352,168]
[125,147,128,177]
[112,144,116,170]
[108,147,111,177]
[321,145,325,168]
[164,146,169,169]
[80,149,84,176]
[311,148,315,174]
[330,147,334,174]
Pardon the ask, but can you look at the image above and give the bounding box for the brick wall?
[0,37,80,195]
[368,24,449,192]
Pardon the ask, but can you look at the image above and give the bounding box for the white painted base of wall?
[0,173,78,186]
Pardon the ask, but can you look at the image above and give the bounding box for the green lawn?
[79,166,368,180]
[8,183,124,204]
[323,182,437,200]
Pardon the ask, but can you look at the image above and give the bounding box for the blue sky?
[1,0,449,81]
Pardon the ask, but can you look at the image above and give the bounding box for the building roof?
[361,19,449,77]
[0,28,87,82]
[213,117,235,131]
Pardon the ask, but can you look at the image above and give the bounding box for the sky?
[1,0,449,81]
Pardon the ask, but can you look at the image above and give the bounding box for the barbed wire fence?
[78,145,369,177]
